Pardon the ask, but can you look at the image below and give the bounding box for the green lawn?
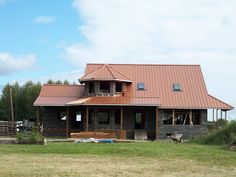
[0,141,235,177]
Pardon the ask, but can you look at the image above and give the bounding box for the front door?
[135,112,145,129]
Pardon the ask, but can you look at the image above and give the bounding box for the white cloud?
[33,16,55,24]
[0,0,12,6]
[0,53,36,75]
[63,0,236,119]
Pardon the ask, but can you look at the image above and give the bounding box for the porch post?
[190,109,193,126]
[225,111,227,121]
[216,109,218,129]
[66,107,69,138]
[156,107,159,139]
[86,106,89,131]
[120,107,123,139]
[212,109,215,127]
[36,106,40,132]
[172,110,175,125]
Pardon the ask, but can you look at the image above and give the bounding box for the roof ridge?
[43,84,84,87]
[106,64,117,79]
[108,65,132,81]
[87,63,201,66]
[91,64,105,79]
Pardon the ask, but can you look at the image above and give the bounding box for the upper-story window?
[88,82,94,93]
[100,81,110,93]
[116,82,122,92]
[137,82,145,90]
[173,83,181,91]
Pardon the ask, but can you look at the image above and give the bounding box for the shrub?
[16,130,44,144]
[192,121,236,146]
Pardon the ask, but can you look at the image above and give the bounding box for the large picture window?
[98,109,109,124]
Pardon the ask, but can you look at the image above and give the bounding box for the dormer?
[79,64,132,96]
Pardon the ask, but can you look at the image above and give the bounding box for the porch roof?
[67,96,161,106]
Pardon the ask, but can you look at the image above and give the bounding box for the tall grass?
[192,121,236,146]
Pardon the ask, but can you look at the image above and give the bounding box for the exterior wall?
[88,107,156,140]
[41,106,208,140]
[158,109,208,139]
[41,107,67,137]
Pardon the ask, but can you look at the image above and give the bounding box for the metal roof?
[33,85,84,106]
[79,64,132,83]
[33,64,234,110]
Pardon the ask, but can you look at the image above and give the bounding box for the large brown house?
[33,64,233,139]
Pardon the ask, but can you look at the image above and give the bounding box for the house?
[33,64,233,139]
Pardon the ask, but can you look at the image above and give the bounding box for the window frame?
[98,109,110,124]
[137,82,145,90]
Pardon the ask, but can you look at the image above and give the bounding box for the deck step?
[135,130,147,140]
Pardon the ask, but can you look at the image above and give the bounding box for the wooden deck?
[70,131,117,139]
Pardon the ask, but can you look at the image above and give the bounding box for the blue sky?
[0,0,235,119]
[0,0,84,84]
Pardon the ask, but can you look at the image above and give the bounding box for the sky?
[0,0,235,119]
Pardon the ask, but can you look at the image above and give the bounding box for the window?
[116,82,122,92]
[76,111,82,122]
[137,82,145,90]
[89,109,94,124]
[135,113,142,123]
[163,110,173,125]
[174,110,190,125]
[100,81,110,93]
[115,109,121,125]
[192,110,201,125]
[58,111,66,121]
[173,83,181,91]
[98,109,109,124]
[88,82,94,93]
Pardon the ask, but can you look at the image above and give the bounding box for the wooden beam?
[190,110,193,126]
[156,107,159,139]
[86,106,89,132]
[172,109,175,125]
[36,107,40,132]
[66,107,69,138]
[9,87,14,123]
[120,107,123,139]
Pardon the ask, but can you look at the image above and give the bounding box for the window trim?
[137,82,145,90]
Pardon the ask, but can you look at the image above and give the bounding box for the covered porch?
[36,105,159,140]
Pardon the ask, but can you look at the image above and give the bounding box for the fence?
[0,121,16,136]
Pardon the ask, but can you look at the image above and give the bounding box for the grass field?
[0,141,236,177]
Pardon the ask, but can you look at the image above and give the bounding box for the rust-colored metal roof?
[81,64,233,110]
[33,84,84,106]
[79,64,132,83]
[34,64,233,110]
[67,96,160,106]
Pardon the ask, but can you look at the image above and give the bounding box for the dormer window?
[88,82,94,93]
[173,83,181,91]
[100,81,110,93]
[116,82,122,92]
[137,82,145,90]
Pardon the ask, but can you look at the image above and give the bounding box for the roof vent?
[173,83,181,91]
[137,82,145,90]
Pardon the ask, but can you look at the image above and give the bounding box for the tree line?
[0,80,72,121]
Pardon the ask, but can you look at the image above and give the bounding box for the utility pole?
[9,87,14,123]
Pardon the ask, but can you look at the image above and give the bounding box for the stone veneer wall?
[158,109,208,139]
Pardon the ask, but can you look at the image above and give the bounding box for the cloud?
[0,0,12,6]
[33,16,55,24]
[63,0,236,119]
[0,53,36,75]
